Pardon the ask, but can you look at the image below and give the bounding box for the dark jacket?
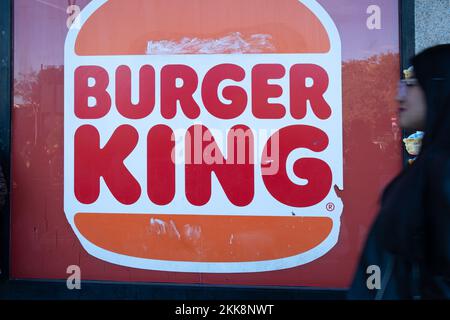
[347,152,450,299]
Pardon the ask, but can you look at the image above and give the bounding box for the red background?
[11,0,401,288]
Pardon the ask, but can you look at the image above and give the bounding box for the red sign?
[11,0,401,287]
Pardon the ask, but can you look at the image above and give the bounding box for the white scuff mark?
[146,32,275,55]
[373,141,385,150]
[150,218,167,235]
[229,234,234,245]
[183,224,202,241]
[149,218,182,240]
[169,220,181,240]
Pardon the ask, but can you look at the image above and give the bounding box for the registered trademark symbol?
[326,202,335,211]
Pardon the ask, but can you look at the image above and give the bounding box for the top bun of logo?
[75,0,331,55]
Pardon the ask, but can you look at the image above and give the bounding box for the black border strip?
[0,0,413,300]
[0,280,346,300]
[399,0,416,166]
[400,0,416,72]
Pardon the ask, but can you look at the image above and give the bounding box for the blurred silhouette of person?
[348,44,450,300]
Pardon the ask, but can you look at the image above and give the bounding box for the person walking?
[348,44,450,300]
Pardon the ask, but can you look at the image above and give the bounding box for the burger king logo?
[64,0,343,272]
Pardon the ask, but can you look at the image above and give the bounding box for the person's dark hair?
[413,44,450,151]
[375,44,450,261]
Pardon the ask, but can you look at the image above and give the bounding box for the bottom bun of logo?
[71,212,339,272]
